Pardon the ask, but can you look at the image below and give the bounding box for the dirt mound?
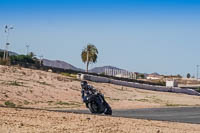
[1,65,200,110]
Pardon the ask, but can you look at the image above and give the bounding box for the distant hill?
[42,59,84,72]
[89,66,126,74]
[150,72,160,76]
[0,49,18,56]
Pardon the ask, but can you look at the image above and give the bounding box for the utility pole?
[26,44,29,55]
[4,42,10,60]
[3,25,14,60]
[39,55,43,66]
[197,65,199,80]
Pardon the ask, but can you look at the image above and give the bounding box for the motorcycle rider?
[81,81,97,102]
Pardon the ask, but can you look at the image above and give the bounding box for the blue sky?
[0,0,200,76]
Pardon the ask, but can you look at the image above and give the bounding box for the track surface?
[1,105,200,124]
[58,107,200,124]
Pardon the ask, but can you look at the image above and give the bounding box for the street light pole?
[5,42,10,60]
[39,55,43,66]
[197,65,199,80]
[3,25,14,60]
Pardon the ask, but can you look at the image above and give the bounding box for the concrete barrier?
[79,74,200,96]
[80,74,111,83]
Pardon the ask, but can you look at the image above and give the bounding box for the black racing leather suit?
[81,85,96,102]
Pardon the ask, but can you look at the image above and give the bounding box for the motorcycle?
[81,81,112,115]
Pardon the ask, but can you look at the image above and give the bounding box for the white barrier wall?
[79,74,200,96]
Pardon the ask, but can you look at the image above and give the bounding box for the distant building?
[164,75,182,79]
[146,74,164,80]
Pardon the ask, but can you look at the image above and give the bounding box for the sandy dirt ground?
[1,65,200,110]
[1,107,200,133]
[1,65,200,132]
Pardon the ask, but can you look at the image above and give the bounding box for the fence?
[104,68,136,79]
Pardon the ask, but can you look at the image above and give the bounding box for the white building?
[166,80,178,87]
[146,74,164,80]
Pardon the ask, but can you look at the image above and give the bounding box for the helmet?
[81,81,88,89]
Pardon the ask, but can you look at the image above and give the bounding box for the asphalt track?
[58,107,200,124]
[1,105,200,124]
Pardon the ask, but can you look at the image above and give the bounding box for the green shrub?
[61,72,71,77]
[37,81,51,86]
[9,81,22,86]
[4,101,16,107]
[158,80,166,86]
[196,87,200,92]
[56,101,72,105]
[24,100,30,105]
[61,73,77,78]
[10,55,36,64]
[0,51,3,58]
[0,58,10,65]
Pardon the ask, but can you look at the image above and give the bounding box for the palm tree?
[81,44,98,72]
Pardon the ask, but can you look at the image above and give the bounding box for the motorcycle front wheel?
[88,101,101,114]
